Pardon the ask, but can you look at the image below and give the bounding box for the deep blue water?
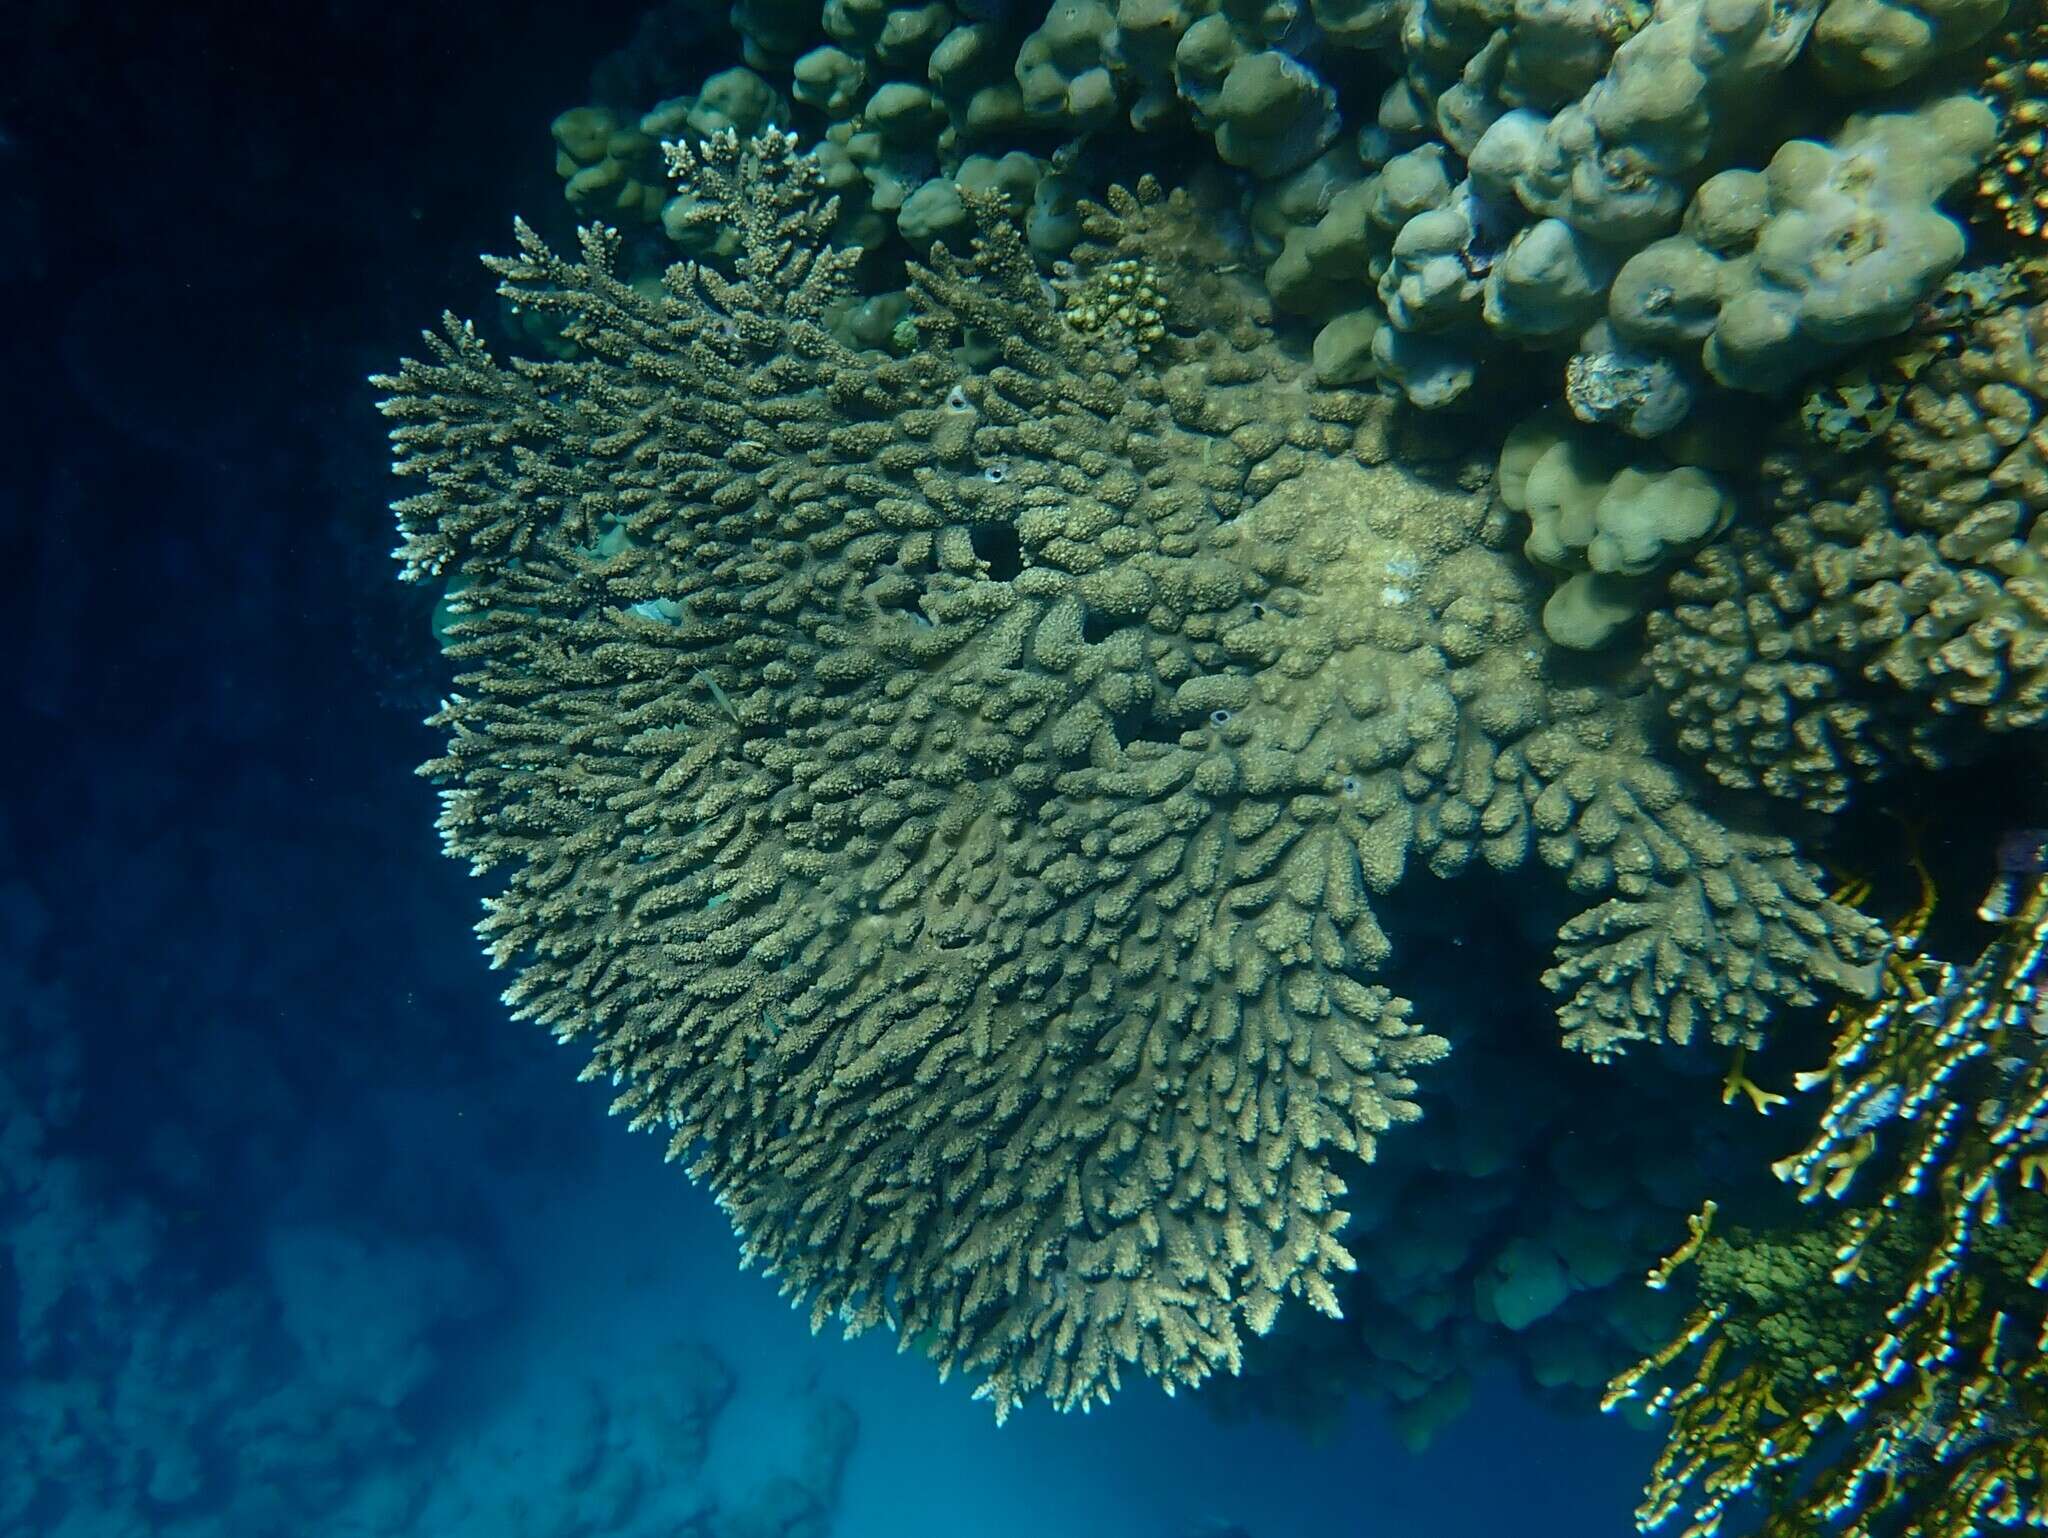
[2,5,1654,1533]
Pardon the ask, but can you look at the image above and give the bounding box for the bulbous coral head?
[374,132,1878,1417]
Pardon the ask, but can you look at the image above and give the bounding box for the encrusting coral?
[376,131,1877,1417]
[1608,870,2048,1538]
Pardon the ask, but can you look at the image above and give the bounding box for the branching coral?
[376,131,1876,1417]
[1608,872,2048,1538]
[1975,0,2048,241]
[1647,287,2048,812]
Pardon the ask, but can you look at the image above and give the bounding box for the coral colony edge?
[377,0,2048,1529]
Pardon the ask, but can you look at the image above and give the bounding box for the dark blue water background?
[1,5,1648,1532]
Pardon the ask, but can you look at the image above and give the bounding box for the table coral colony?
[376,135,1874,1415]
[378,0,2048,1524]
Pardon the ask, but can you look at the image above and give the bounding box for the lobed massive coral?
[1646,288,2048,812]
[377,132,1876,1416]
[545,0,2008,444]
[1356,0,1994,424]
[1570,96,1996,433]
[1496,410,1737,650]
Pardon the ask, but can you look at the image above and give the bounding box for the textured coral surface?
[378,132,1876,1415]
[1649,292,2048,809]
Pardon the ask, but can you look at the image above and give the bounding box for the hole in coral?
[1109,705,1180,750]
[865,566,930,623]
[967,521,1021,581]
[872,585,923,616]
[1080,607,1118,645]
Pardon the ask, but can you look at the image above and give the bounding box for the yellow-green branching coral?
[1610,875,2048,1538]
[1976,1,2048,242]
[376,130,1877,1416]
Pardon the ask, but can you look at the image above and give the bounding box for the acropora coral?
[375,131,1877,1417]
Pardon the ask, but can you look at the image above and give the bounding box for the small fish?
[695,668,741,725]
[627,597,686,626]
